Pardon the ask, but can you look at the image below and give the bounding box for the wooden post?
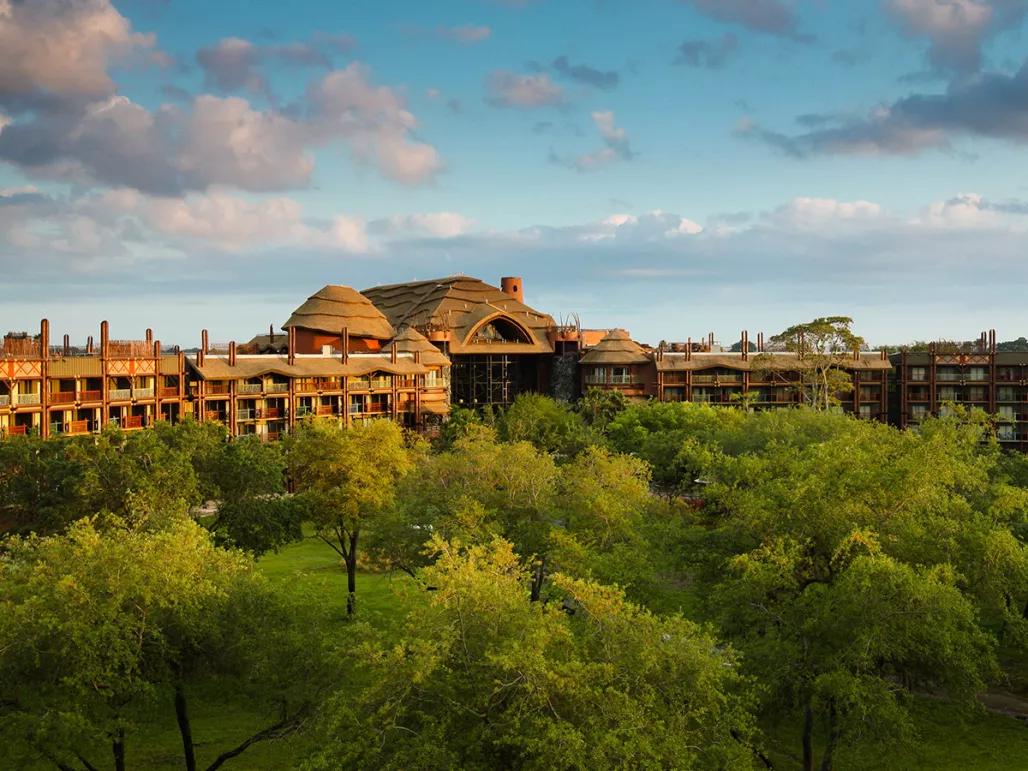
[40,319,50,438]
[101,321,110,427]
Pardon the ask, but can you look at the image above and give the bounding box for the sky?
[3,0,1028,347]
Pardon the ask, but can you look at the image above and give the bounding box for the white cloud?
[571,110,634,171]
[374,212,475,239]
[0,0,155,106]
[885,0,1015,72]
[307,63,442,184]
[485,71,564,108]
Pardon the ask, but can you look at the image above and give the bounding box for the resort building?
[0,274,1019,443]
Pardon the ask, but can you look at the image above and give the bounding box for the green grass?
[69,536,1028,770]
[126,535,415,770]
[763,699,1028,771]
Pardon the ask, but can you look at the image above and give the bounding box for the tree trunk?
[175,681,197,771]
[346,531,359,616]
[802,701,814,771]
[530,555,547,602]
[819,702,839,771]
[112,729,126,771]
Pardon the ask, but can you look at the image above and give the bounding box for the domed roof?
[580,328,651,365]
[283,285,395,340]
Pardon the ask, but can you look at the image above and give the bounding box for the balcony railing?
[204,410,226,422]
[295,406,313,417]
[237,408,256,420]
[350,378,371,390]
[266,383,289,393]
[50,391,76,404]
[134,388,155,399]
[314,378,340,391]
[79,390,102,402]
[0,395,9,407]
[370,377,392,390]
[316,405,336,416]
[206,383,231,395]
[123,415,144,429]
[238,383,262,394]
[263,408,282,419]
[109,389,132,401]
[159,387,179,398]
[609,375,637,385]
[7,425,28,435]
[68,420,90,435]
[17,393,40,406]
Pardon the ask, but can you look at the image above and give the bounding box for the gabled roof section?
[390,326,451,366]
[283,285,395,340]
[361,276,555,354]
[580,329,651,365]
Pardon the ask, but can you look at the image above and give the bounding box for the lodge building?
[0,275,1022,447]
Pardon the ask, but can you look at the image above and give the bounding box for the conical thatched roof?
[390,326,450,366]
[283,285,395,340]
[580,329,651,365]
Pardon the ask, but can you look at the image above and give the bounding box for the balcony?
[204,410,226,422]
[266,383,289,393]
[17,393,40,406]
[67,419,90,436]
[0,395,9,407]
[609,374,637,385]
[7,425,28,435]
[316,405,336,416]
[134,388,155,399]
[936,372,962,382]
[122,415,144,429]
[237,408,256,420]
[314,378,340,391]
[238,383,262,394]
[206,383,231,395]
[295,405,313,417]
[370,377,392,390]
[79,390,102,402]
[263,407,282,419]
[159,386,179,398]
[109,389,132,401]
[50,391,76,404]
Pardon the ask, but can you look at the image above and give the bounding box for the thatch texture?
[390,326,450,366]
[283,285,395,340]
[362,276,555,354]
[580,329,651,365]
[187,354,428,380]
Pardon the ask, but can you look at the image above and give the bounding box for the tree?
[286,419,413,615]
[0,517,321,771]
[673,408,1018,768]
[204,435,301,556]
[498,392,598,459]
[576,386,626,431]
[307,537,759,770]
[0,432,87,535]
[759,316,865,410]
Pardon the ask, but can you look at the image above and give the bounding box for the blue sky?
[3,0,1028,347]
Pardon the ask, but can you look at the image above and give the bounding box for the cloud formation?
[0,61,440,192]
[566,111,635,171]
[679,0,807,39]
[885,0,1027,73]
[737,60,1028,157]
[196,37,336,97]
[485,71,564,107]
[675,34,739,68]
[0,0,156,109]
[551,56,619,90]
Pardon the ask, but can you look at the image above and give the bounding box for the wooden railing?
[50,391,76,404]
[8,424,27,435]
[263,408,282,419]
[266,383,289,393]
[316,405,335,416]
[206,383,231,395]
[159,387,179,398]
[68,420,90,435]
[79,390,102,402]
[123,415,144,429]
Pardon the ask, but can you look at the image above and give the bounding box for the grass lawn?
[762,698,1028,771]
[125,534,415,770]
[54,534,1028,770]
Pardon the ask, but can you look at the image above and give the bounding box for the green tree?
[759,316,865,410]
[0,432,87,535]
[286,419,413,615]
[307,537,759,770]
[576,386,627,431]
[498,392,598,459]
[0,517,321,771]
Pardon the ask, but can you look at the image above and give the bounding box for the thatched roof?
[362,276,555,354]
[580,329,651,365]
[283,285,395,340]
[656,352,893,372]
[187,354,428,381]
[390,326,450,366]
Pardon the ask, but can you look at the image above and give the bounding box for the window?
[911,404,928,421]
[859,404,873,418]
[471,318,530,344]
[998,386,1016,401]
[589,367,607,384]
[910,367,926,381]
[611,367,632,385]
[968,367,986,381]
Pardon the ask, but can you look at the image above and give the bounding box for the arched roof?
[283,285,395,340]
